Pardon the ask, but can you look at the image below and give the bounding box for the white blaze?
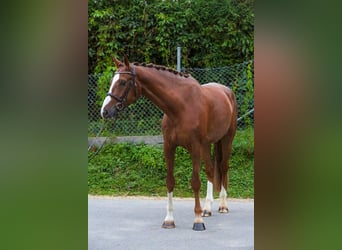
[110,74,120,92]
[100,74,120,117]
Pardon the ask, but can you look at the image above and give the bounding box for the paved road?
[88,196,254,250]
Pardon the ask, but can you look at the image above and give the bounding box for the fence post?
[177,45,181,72]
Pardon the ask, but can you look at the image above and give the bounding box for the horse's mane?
[133,62,191,78]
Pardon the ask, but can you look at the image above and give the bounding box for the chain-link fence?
[88,60,254,137]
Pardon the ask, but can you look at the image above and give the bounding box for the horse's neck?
[137,67,190,117]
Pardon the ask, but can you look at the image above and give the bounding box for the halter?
[106,65,138,111]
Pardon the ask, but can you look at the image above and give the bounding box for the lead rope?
[88,117,117,161]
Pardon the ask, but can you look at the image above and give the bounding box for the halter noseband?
[106,66,138,111]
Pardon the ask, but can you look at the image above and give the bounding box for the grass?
[88,128,254,198]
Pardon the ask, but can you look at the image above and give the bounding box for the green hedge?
[89,0,254,73]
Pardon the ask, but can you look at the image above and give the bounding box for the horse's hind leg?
[201,144,214,217]
[190,144,206,231]
[218,131,235,213]
[162,142,176,229]
[203,181,214,217]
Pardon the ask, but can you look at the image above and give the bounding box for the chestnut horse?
[101,56,237,231]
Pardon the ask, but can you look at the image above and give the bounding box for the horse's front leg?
[190,148,206,231]
[162,142,176,229]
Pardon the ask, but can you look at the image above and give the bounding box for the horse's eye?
[119,80,126,86]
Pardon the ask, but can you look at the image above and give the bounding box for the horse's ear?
[113,57,122,69]
[123,54,131,70]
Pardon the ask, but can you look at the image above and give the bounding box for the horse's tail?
[213,141,222,192]
[213,86,237,192]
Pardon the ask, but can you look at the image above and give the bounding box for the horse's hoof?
[192,222,206,231]
[218,206,229,213]
[202,210,212,217]
[162,221,175,229]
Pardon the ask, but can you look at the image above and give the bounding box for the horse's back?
[201,82,234,96]
[201,82,236,112]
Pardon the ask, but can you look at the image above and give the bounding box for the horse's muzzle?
[102,107,118,119]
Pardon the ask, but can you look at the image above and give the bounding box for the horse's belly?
[162,115,201,147]
[206,117,231,143]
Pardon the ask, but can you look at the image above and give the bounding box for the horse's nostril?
[102,109,108,117]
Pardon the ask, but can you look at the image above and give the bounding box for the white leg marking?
[194,213,204,223]
[219,185,227,208]
[203,181,213,212]
[164,192,174,222]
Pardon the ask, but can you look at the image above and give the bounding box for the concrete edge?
[88,194,254,202]
[88,135,164,147]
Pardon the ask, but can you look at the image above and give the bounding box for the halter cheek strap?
[106,65,139,110]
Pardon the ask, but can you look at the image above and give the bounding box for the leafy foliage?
[88,0,254,73]
[88,129,254,198]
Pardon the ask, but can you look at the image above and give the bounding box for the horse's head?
[101,55,140,119]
